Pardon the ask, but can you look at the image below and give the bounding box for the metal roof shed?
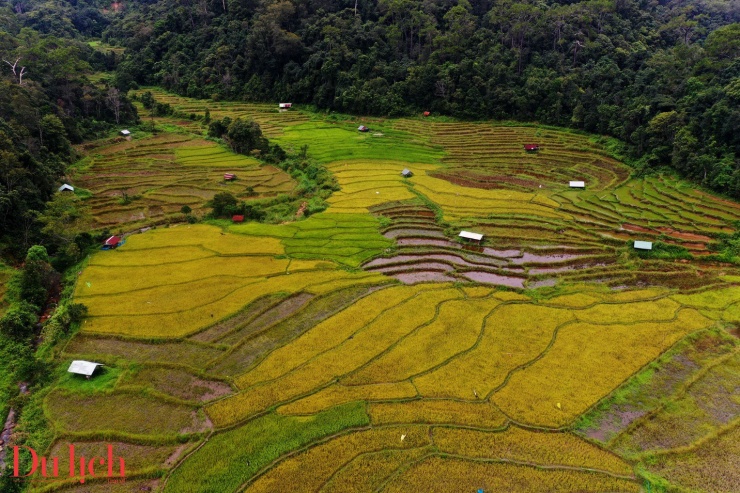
[104,235,121,247]
[401,169,413,177]
[634,241,653,250]
[58,184,75,192]
[68,360,103,377]
[569,181,585,188]
[120,129,131,136]
[459,231,484,242]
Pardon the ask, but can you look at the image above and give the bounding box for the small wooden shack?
[524,144,540,152]
[459,231,484,243]
[279,103,292,109]
[423,111,431,117]
[224,173,236,181]
[120,129,131,136]
[58,184,75,192]
[634,240,653,250]
[68,360,103,379]
[358,125,369,132]
[104,235,121,249]
[401,169,413,178]
[569,181,585,188]
[232,215,244,223]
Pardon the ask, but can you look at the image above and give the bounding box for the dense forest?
[0,2,136,258]
[96,0,740,197]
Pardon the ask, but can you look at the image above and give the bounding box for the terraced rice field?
[32,90,740,492]
[135,87,310,138]
[72,133,295,231]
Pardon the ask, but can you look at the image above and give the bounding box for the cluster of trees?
[0,9,137,258]
[208,116,270,155]
[203,116,338,221]
[104,0,739,196]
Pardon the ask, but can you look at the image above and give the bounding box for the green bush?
[0,301,38,339]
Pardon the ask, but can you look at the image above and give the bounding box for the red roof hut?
[232,215,244,223]
[224,173,236,181]
[524,144,540,152]
[423,111,431,117]
[104,236,121,248]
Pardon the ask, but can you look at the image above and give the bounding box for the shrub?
[0,301,38,339]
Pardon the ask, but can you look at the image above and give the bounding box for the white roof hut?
[634,241,653,250]
[58,184,74,192]
[67,360,103,377]
[401,169,413,178]
[120,129,131,136]
[459,231,484,242]
[569,181,585,188]
[279,103,292,109]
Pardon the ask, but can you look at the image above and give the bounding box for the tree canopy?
[103,0,739,197]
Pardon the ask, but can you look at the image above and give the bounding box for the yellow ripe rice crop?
[573,297,680,324]
[413,304,574,400]
[492,291,530,301]
[344,297,500,384]
[304,273,392,294]
[89,246,215,266]
[325,160,438,173]
[721,302,740,322]
[381,457,639,493]
[409,175,570,220]
[211,288,462,426]
[237,285,425,388]
[369,399,506,428]
[671,286,740,309]
[81,269,369,338]
[493,308,711,427]
[542,292,603,308]
[321,447,431,493]
[433,426,633,475]
[461,286,495,298]
[77,256,291,295]
[120,224,284,255]
[602,287,669,302]
[335,179,408,194]
[79,275,262,317]
[277,382,417,415]
[246,426,431,493]
[327,187,417,211]
[530,194,561,208]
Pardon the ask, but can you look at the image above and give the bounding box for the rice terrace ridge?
[0,2,739,493]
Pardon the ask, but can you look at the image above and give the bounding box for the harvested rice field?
[71,132,295,231]
[33,90,740,493]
